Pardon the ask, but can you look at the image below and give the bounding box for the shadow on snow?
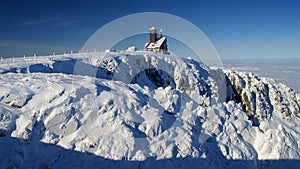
[0,136,299,169]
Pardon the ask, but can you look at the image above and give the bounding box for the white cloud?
[53,20,76,27]
[18,17,76,27]
[18,18,51,26]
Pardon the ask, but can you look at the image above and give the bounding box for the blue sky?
[0,0,300,59]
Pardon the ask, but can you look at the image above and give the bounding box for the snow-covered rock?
[225,70,300,123]
[0,51,299,168]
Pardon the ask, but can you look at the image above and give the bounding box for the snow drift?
[0,51,300,168]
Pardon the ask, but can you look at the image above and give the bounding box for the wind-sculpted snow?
[225,70,300,122]
[0,51,299,168]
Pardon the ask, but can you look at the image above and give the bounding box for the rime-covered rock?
[0,51,299,168]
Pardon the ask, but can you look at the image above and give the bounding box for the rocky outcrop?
[225,70,300,122]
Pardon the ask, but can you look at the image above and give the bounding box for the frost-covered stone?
[0,51,299,168]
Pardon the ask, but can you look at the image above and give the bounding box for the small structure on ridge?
[145,27,169,54]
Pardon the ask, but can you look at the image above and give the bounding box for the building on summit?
[145,27,169,54]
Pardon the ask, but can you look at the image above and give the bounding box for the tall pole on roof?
[160,29,163,38]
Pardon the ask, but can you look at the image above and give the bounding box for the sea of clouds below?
[222,58,300,93]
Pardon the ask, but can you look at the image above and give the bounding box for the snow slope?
[0,51,300,168]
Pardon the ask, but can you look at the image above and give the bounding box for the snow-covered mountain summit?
[0,51,299,168]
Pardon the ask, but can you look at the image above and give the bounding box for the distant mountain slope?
[0,51,299,168]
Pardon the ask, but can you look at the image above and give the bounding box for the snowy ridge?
[0,51,300,168]
[225,70,300,121]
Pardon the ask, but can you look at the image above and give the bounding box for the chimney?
[149,27,157,43]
